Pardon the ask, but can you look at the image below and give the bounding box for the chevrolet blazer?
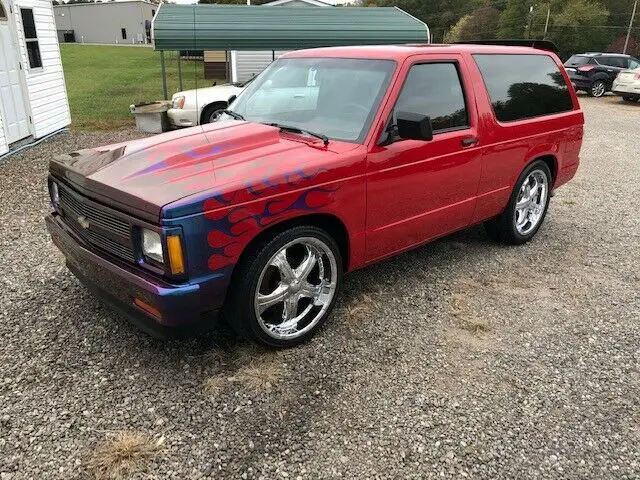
[46,44,584,347]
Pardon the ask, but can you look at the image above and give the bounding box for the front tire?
[223,226,343,348]
[484,160,552,245]
[200,102,227,124]
[588,80,606,97]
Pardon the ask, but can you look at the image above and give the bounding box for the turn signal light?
[167,235,185,275]
[134,298,162,320]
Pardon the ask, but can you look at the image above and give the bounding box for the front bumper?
[167,108,198,128]
[46,213,218,337]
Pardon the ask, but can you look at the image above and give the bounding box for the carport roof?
[152,4,429,51]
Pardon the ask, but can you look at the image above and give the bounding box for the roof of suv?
[284,44,558,61]
[575,52,632,58]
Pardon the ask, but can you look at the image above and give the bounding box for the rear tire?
[588,80,606,97]
[484,160,552,245]
[223,226,343,348]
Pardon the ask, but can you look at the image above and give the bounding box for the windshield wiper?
[265,123,329,146]
[220,110,245,121]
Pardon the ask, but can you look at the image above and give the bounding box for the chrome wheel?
[514,169,548,236]
[591,81,606,97]
[254,237,338,340]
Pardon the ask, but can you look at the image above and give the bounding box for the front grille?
[57,183,135,263]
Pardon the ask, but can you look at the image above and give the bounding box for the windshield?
[221,57,396,143]
[565,55,592,66]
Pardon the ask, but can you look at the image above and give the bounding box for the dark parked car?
[564,53,640,97]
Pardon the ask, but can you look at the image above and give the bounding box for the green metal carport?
[151,4,429,97]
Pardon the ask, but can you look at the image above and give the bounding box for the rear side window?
[474,54,574,122]
[598,56,627,68]
[565,55,591,66]
[630,59,640,70]
[395,63,468,132]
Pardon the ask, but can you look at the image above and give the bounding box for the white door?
[0,9,30,144]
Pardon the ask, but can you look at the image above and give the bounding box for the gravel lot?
[0,96,638,479]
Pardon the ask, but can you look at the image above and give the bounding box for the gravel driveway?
[0,96,638,479]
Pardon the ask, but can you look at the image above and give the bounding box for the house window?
[121,28,127,40]
[0,3,7,21]
[20,9,42,69]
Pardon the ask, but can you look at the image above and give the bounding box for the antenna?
[193,4,199,130]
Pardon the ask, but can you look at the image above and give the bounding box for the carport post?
[160,51,168,100]
[177,52,183,91]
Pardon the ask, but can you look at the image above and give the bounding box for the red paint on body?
[48,44,584,326]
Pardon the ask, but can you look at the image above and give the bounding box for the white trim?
[394,6,430,44]
[264,0,332,6]
[151,1,161,46]
[230,49,238,83]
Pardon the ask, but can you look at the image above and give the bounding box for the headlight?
[50,181,60,205]
[172,96,186,109]
[142,229,163,263]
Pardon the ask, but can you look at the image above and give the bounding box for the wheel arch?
[199,101,228,124]
[232,213,351,276]
[533,154,558,186]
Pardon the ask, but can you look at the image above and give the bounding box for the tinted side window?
[395,63,468,132]
[474,54,573,122]
[612,57,628,68]
[600,56,626,68]
[630,59,640,69]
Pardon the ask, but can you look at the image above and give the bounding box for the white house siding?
[54,2,156,45]
[233,50,289,83]
[12,0,70,138]
[0,114,8,155]
[231,0,325,82]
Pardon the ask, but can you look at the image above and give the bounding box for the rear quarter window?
[566,55,591,66]
[473,54,574,122]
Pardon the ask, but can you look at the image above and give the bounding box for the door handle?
[461,137,479,147]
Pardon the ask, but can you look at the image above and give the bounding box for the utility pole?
[623,0,638,54]
[526,5,534,39]
[543,5,551,39]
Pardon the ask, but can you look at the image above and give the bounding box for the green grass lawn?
[61,44,215,130]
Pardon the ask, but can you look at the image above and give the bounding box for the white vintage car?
[167,80,250,128]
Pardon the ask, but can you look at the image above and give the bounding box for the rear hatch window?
[565,55,592,67]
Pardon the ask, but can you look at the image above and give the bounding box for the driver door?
[365,55,482,261]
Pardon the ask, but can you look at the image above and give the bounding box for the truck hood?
[50,122,346,222]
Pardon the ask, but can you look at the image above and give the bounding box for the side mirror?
[396,111,433,141]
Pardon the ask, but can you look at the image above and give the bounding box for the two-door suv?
[46,43,584,347]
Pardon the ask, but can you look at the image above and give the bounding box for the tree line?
[357,0,639,59]
[200,0,640,58]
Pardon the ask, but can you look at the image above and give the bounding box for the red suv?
[46,44,584,347]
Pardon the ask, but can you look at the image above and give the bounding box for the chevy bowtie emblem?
[78,215,90,229]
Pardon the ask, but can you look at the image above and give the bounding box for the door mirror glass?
[396,111,433,141]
